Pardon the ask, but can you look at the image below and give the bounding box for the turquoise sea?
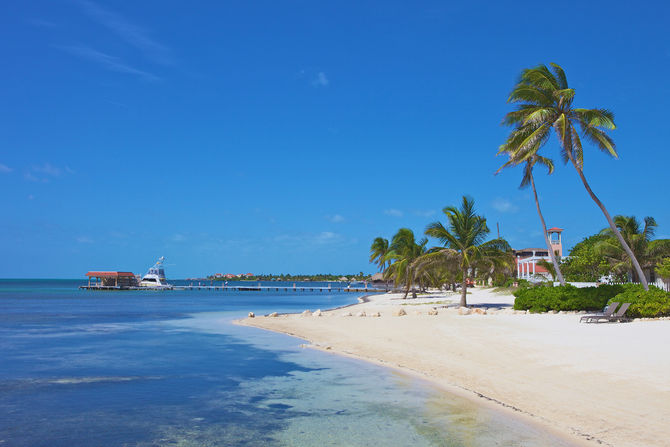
[0,280,574,446]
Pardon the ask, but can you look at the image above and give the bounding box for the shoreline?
[235,287,670,447]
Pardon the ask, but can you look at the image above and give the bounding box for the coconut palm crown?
[383,229,427,298]
[369,237,390,272]
[419,196,514,307]
[500,62,649,289]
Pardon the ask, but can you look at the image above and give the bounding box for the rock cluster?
[312,309,322,317]
[428,308,438,316]
[357,311,367,317]
[301,310,311,317]
[393,308,407,317]
[268,312,279,317]
[248,312,255,318]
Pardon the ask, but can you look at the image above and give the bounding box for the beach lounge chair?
[584,303,632,324]
[580,302,619,323]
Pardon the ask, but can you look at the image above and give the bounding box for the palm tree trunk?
[529,172,566,285]
[460,270,468,307]
[569,160,649,290]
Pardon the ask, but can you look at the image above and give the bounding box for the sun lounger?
[580,302,619,323]
[583,303,631,324]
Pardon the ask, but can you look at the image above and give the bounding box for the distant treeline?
[208,273,369,282]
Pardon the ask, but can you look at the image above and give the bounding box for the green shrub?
[609,285,670,318]
[513,284,625,313]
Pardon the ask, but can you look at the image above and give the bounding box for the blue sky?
[2,1,669,278]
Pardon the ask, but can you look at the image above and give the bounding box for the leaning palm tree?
[369,237,390,272]
[383,229,427,298]
[497,153,566,285]
[419,196,514,307]
[501,63,648,290]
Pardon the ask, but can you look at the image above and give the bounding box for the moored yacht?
[139,257,173,289]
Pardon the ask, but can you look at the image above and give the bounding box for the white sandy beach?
[237,287,670,447]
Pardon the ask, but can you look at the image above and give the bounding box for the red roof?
[86,271,135,277]
[547,227,563,232]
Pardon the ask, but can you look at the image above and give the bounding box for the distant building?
[244,273,254,277]
[86,271,138,288]
[515,228,563,282]
[223,273,237,279]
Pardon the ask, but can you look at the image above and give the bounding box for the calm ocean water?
[0,280,574,446]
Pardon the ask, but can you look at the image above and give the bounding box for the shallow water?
[0,280,574,446]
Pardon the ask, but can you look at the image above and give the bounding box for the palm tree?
[419,196,514,307]
[383,229,427,298]
[497,153,566,285]
[597,216,670,282]
[536,259,557,282]
[369,237,390,272]
[501,63,649,290]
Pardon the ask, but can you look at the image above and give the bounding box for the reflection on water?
[0,280,575,446]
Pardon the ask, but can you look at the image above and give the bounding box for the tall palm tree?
[597,216,670,282]
[369,237,390,272]
[384,229,427,298]
[501,63,649,290]
[497,153,566,285]
[419,196,514,307]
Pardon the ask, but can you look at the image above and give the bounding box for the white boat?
[139,257,173,289]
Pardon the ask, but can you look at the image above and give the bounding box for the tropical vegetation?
[383,228,427,298]
[372,196,515,306]
[514,284,625,313]
[500,63,649,290]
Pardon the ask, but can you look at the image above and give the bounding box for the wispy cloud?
[0,163,12,173]
[24,163,75,182]
[170,233,186,242]
[76,0,173,65]
[492,198,519,213]
[55,45,159,81]
[414,209,436,218]
[326,214,345,223]
[76,236,94,244]
[312,71,329,87]
[384,209,404,217]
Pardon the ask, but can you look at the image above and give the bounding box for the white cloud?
[33,163,62,177]
[76,0,173,65]
[492,198,519,213]
[170,233,186,242]
[55,45,159,81]
[0,163,12,173]
[384,209,403,217]
[312,71,329,87]
[326,214,345,223]
[76,236,94,244]
[414,210,436,218]
[24,163,75,182]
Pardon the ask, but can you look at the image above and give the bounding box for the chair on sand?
[583,303,632,324]
[580,302,619,323]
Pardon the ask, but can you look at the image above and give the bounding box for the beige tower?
[547,227,563,258]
